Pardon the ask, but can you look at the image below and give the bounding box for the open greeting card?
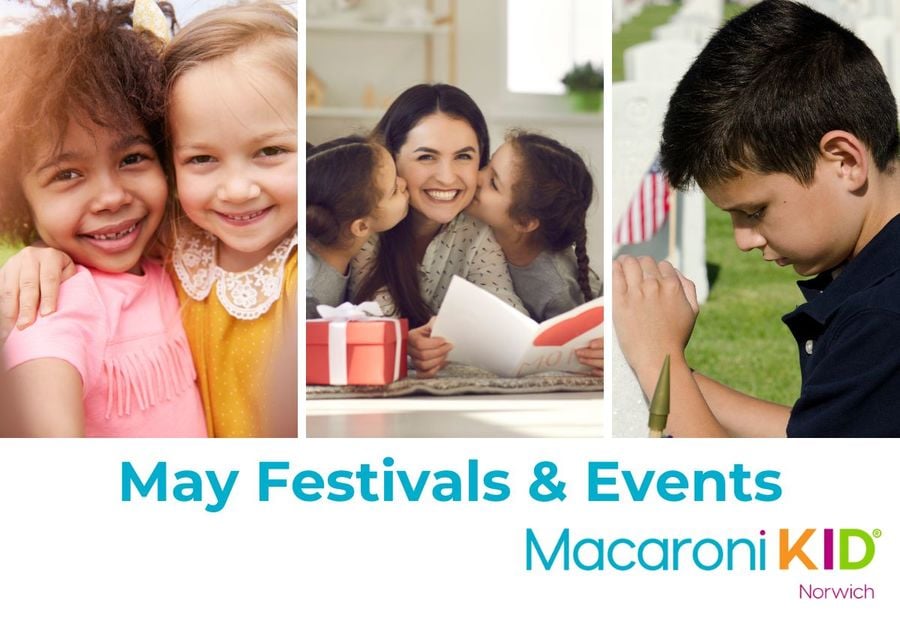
[431,276,603,377]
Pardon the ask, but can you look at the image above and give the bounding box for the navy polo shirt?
[783,214,900,437]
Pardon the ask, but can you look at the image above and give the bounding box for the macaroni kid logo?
[525,526,882,578]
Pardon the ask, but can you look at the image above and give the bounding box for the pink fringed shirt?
[2,261,207,437]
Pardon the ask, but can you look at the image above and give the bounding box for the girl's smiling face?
[21,118,167,275]
[394,113,479,227]
[467,141,521,230]
[170,51,298,272]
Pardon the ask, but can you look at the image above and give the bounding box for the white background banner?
[0,439,896,628]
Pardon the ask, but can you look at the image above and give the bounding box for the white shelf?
[308,18,450,35]
[307,2,457,105]
[307,106,603,128]
[488,109,604,128]
[307,106,386,119]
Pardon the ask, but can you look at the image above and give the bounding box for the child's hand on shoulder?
[576,337,603,377]
[408,316,453,378]
[612,255,699,374]
[0,245,76,340]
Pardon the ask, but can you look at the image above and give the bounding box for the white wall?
[307,0,604,271]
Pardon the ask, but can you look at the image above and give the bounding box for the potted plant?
[561,61,603,112]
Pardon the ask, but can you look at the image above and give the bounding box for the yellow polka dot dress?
[173,229,298,437]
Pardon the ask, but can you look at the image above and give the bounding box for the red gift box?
[306,318,408,385]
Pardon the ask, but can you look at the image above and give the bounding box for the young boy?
[613,0,900,437]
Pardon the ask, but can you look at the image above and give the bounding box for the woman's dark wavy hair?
[354,83,490,327]
[307,135,383,247]
[506,130,595,302]
[661,0,899,190]
[0,0,174,248]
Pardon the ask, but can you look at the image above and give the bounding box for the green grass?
[723,2,748,21]
[612,4,680,81]
[613,3,748,82]
[684,201,802,405]
[613,2,799,405]
[0,243,19,267]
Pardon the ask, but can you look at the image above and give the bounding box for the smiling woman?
[350,83,526,329]
[395,114,479,228]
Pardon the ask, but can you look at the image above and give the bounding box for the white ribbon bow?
[317,301,384,321]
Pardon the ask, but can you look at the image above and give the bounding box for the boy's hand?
[575,337,603,377]
[408,317,453,378]
[0,246,75,340]
[612,255,699,375]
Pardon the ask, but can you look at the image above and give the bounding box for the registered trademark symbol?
[873,529,882,538]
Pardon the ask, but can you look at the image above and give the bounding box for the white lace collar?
[173,229,298,320]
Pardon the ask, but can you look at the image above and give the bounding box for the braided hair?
[506,130,595,302]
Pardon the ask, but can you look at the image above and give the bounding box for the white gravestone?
[681,0,724,24]
[622,39,710,306]
[888,33,900,98]
[623,39,701,89]
[652,17,717,46]
[611,81,674,437]
[855,16,893,73]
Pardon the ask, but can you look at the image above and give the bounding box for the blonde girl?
[164,1,298,436]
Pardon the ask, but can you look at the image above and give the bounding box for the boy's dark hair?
[307,135,383,247]
[660,0,900,189]
[355,83,490,328]
[506,130,595,302]
[0,0,173,246]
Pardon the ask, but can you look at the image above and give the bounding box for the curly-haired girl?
[0,0,206,436]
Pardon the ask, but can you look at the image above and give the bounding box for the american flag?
[615,156,671,246]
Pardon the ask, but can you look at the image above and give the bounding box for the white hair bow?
[132,0,171,45]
